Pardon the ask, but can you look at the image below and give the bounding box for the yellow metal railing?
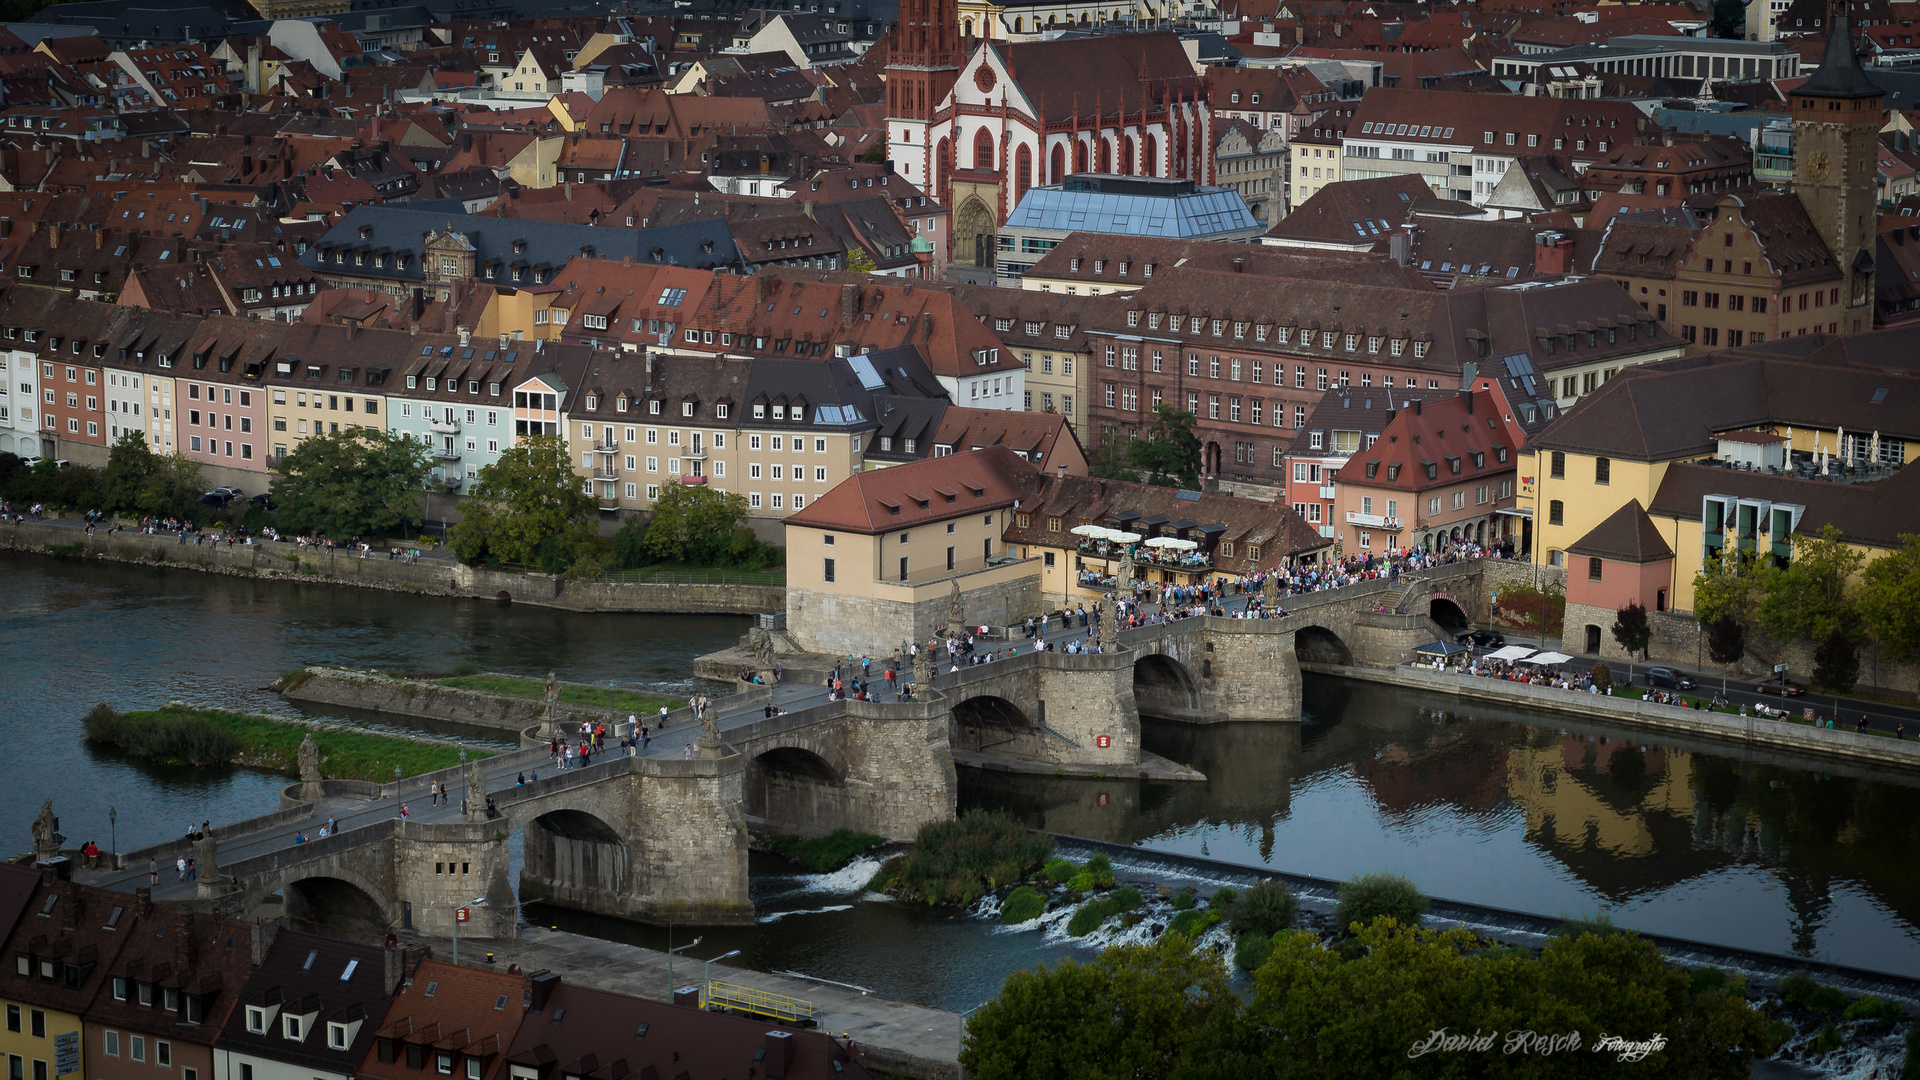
[703,980,814,1024]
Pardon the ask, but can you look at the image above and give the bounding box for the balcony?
[590,467,619,480]
[1345,511,1403,530]
[438,449,461,461]
[593,442,619,455]
[429,420,459,435]
[1318,485,1335,499]
[684,445,708,460]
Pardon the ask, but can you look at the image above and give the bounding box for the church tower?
[885,0,961,196]
[1791,1,1883,332]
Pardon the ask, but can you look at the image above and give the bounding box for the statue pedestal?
[195,875,227,900]
[699,735,724,760]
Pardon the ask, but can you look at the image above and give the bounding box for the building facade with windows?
[214,930,396,1080]
[1327,386,1521,555]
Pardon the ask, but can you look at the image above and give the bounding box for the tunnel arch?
[1428,596,1470,635]
[283,875,391,935]
[1294,625,1353,666]
[1134,653,1202,720]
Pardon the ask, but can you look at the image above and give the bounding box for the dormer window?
[246,1007,267,1034]
[328,1023,350,1051]
[283,1016,303,1041]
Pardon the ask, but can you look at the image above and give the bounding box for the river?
[6,551,1920,1012]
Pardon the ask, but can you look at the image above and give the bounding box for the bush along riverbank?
[82,703,491,781]
[961,864,1919,1079]
[865,809,1057,906]
[754,829,888,872]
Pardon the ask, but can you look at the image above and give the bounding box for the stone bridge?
[130,561,1498,930]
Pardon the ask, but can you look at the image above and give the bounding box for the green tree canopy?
[1128,405,1202,489]
[99,431,206,519]
[1859,534,1920,696]
[960,935,1239,1080]
[642,481,760,565]
[270,428,435,538]
[1759,524,1863,644]
[1088,429,1141,483]
[450,434,596,566]
[1691,544,1775,629]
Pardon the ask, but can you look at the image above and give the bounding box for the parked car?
[213,486,244,500]
[1755,678,1806,697]
[200,490,233,507]
[1455,630,1506,649]
[249,493,276,510]
[1643,667,1696,690]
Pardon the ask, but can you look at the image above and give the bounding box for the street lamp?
[665,925,703,999]
[108,807,116,870]
[453,896,487,966]
[956,999,992,1080]
[700,949,741,1006]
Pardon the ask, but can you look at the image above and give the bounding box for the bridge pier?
[739,698,957,842]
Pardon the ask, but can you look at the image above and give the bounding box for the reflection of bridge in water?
[68,562,1494,931]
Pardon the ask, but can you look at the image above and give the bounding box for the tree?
[1759,524,1863,645]
[1811,627,1861,699]
[960,935,1239,1080]
[1859,534,1920,700]
[1711,0,1746,38]
[1087,429,1140,483]
[1612,601,1652,678]
[1128,405,1202,489]
[643,481,762,565]
[1706,615,1744,697]
[846,246,878,273]
[611,516,654,570]
[270,428,435,539]
[450,435,597,567]
[101,431,159,512]
[1692,544,1775,630]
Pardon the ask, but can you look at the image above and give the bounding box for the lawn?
[102,705,487,781]
[433,674,681,717]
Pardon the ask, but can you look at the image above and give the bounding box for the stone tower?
[885,0,962,195]
[1791,1,1883,333]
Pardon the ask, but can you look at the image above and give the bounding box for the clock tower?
[1792,1,1883,332]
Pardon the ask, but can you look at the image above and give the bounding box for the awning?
[1518,651,1573,665]
[1486,645,1536,662]
[1414,641,1468,657]
[1495,507,1534,518]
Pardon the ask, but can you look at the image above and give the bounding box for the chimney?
[763,1032,795,1080]
[381,942,407,994]
[500,333,511,350]
[919,312,933,344]
[135,886,153,916]
[1413,398,1422,415]
[48,223,60,248]
[1533,231,1570,276]
[839,282,858,327]
[1232,257,1244,273]
[528,971,560,1012]
[458,326,471,346]
[1389,232,1411,266]
[94,228,104,251]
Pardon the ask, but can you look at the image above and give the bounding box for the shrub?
[999,886,1046,925]
[1812,1022,1843,1054]
[1780,970,1849,1013]
[1209,886,1238,910]
[1166,909,1219,940]
[1226,880,1298,937]
[1065,887,1144,936]
[1842,995,1902,1023]
[1334,871,1428,934]
[1904,1017,1920,1080]
[1171,890,1196,911]
[1233,930,1276,971]
[1085,852,1116,888]
[1067,871,1096,893]
[82,703,242,766]
[1689,966,1730,998]
[770,829,886,872]
[1591,661,1613,689]
[451,659,480,677]
[889,809,1054,907]
[1554,912,1620,940]
[1040,858,1077,884]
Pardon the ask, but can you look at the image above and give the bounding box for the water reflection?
[969,677,1920,973]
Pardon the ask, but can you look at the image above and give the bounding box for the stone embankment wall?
[0,519,781,614]
[1307,663,1920,771]
[283,667,771,734]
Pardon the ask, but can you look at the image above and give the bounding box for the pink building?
[1562,499,1676,655]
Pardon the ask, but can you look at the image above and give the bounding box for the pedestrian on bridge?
[176,856,187,881]
[399,803,410,819]
[148,859,157,886]
[326,816,336,834]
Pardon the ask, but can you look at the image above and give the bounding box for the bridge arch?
[746,743,854,837]
[521,806,630,915]
[1294,625,1353,666]
[1133,652,1202,720]
[950,693,1038,752]
[1428,595,1470,635]
[283,873,392,935]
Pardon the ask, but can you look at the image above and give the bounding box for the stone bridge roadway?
[69,561,1492,931]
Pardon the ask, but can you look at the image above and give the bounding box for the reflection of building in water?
[1500,734,1736,900]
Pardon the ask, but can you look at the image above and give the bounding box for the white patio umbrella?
[1519,651,1573,666]
[1871,430,1881,466]
[1486,645,1537,662]
[1110,532,1143,544]
[1837,426,1847,465]
[1144,536,1181,548]
[1070,524,1107,537]
[1168,538,1200,550]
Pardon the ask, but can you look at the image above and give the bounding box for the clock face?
[1808,151,1831,181]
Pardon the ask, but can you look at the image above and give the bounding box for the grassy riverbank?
[84,704,488,780]
[432,673,680,717]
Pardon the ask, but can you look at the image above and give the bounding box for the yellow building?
[0,874,112,1080]
[1519,349,1920,618]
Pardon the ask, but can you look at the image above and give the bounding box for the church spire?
[1800,0,1879,99]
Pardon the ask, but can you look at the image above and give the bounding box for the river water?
[6,552,1920,1012]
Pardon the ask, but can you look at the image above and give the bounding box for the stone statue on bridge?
[749,627,777,684]
[1118,551,1135,596]
[912,641,932,697]
[31,800,60,863]
[297,733,325,805]
[192,830,225,897]
[945,580,964,635]
[464,759,487,821]
[1097,592,1117,650]
[1263,571,1279,612]
[542,670,560,736]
